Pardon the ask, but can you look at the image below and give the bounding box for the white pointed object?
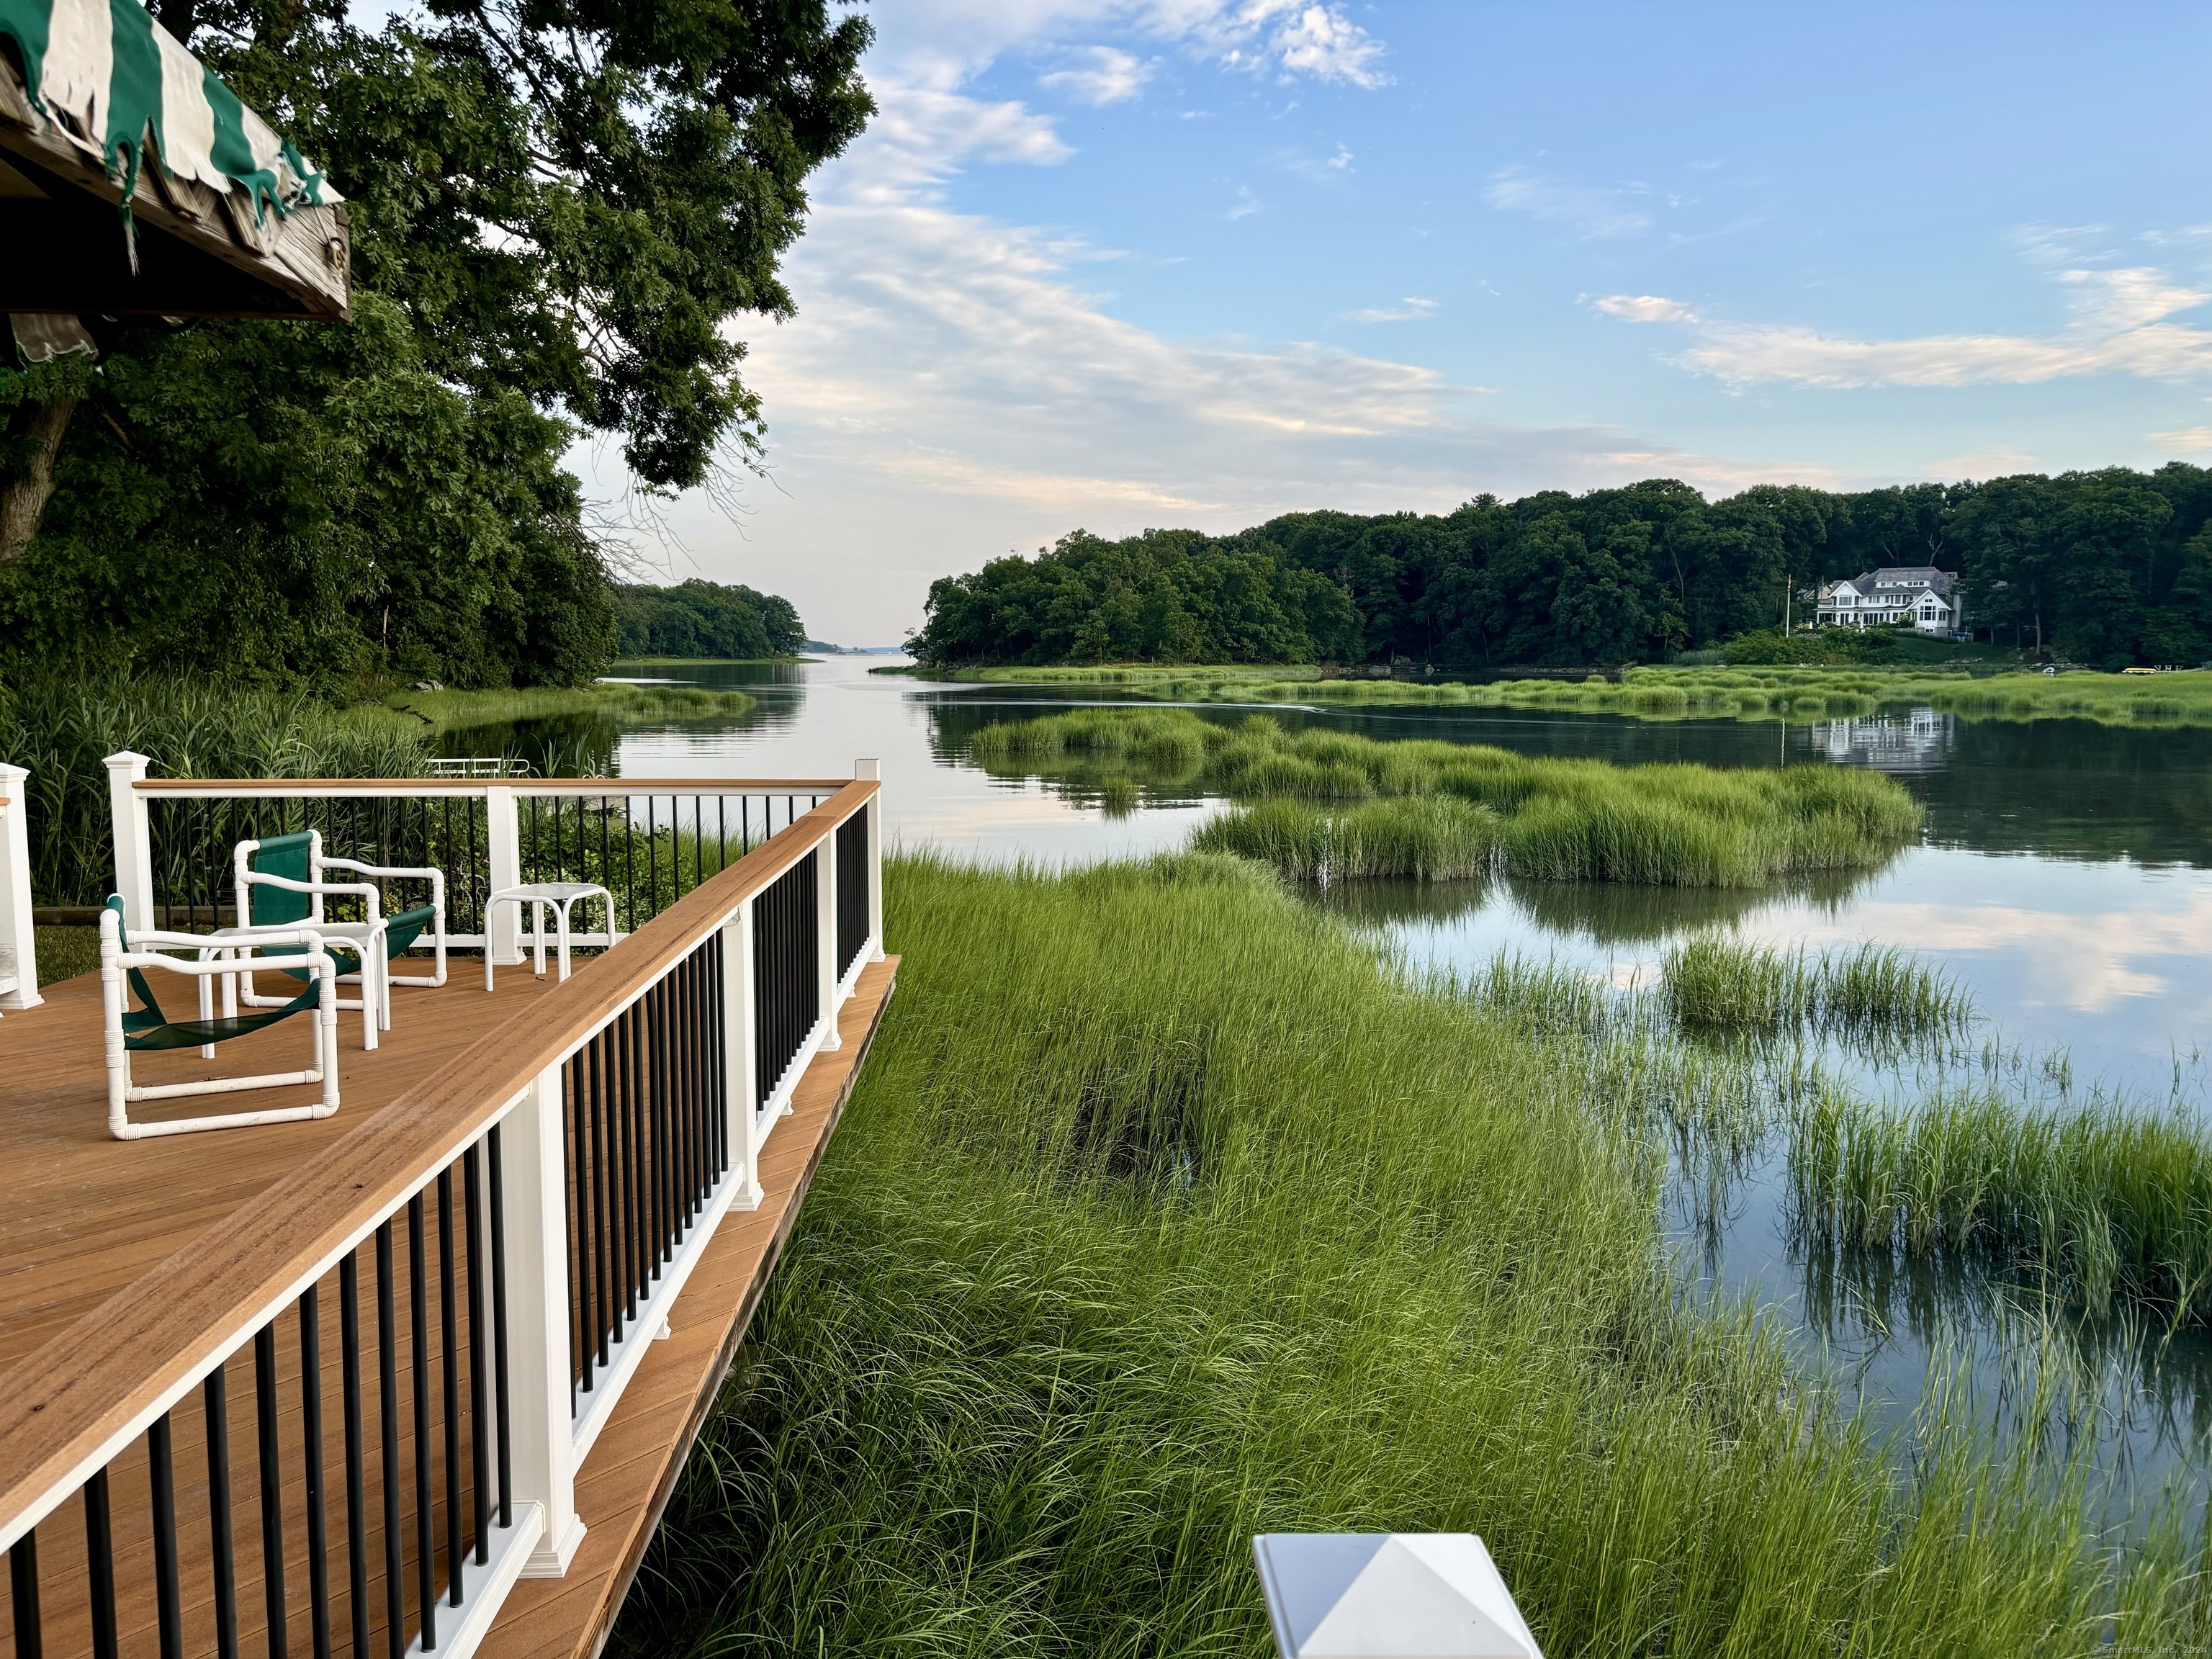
[1252,1534,1542,1659]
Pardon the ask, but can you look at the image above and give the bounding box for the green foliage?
[1,295,616,691]
[1793,1090,2212,1325]
[909,466,2212,670]
[1723,626,1912,665]
[1663,936,1974,1040]
[968,709,1923,887]
[615,856,2211,1658]
[4,667,431,905]
[0,0,873,691]
[387,683,757,733]
[956,661,2212,729]
[613,579,805,660]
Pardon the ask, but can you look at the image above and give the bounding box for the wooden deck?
[0,965,565,1367]
[0,950,897,1659]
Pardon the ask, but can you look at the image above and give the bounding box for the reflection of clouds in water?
[1740,894,2212,1015]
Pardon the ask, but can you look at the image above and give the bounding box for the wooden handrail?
[134,777,857,791]
[0,778,876,1543]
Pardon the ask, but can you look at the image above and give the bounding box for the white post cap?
[1252,1534,1542,1659]
[855,757,881,779]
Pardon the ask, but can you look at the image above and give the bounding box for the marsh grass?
[953,662,2212,728]
[385,682,756,732]
[7,671,435,905]
[1665,935,1975,1041]
[975,709,1920,886]
[613,855,2209,1658]
[1792,1089,2212,1326]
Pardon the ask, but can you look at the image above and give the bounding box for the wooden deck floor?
[0,964,563,1369]
[0,952,897,1659]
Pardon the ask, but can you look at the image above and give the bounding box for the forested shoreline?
[613,579,806,661]
[907,467,2212,671]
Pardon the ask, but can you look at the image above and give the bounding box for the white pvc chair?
[99,898,341,1140]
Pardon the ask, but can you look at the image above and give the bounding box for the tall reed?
[1663,935,1974,1040]
[614,856,2207,1658]
[4,670,433,904]
[1791,1089,2212,1324]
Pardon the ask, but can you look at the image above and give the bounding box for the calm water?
[477,655,2212,1520]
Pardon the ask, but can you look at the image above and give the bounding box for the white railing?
[0,763,37,1012]
[0,767,886,1658]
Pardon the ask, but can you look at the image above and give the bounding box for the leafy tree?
[908,463,2212,671]
[615,577,804,659]
[0,0,872,691]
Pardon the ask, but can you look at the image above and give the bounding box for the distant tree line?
[908,467,2212,670]
[614,580,805,659]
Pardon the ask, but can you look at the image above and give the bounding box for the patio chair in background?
[100,896,340,1139]
[229,831,448,1044]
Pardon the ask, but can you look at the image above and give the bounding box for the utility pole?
[1784,572,1791,634]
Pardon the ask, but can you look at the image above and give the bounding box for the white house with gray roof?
[1815,566,1964,634]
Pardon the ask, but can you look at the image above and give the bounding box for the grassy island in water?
[968,708,1922,886]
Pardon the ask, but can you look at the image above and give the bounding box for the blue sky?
[609,1,2212,643]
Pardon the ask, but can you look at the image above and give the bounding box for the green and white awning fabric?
[0,0,337,222]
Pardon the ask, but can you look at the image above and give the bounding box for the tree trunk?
[0,396,78,563]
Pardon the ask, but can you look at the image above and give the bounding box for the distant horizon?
[580,1,2212,644]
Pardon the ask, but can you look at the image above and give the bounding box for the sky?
[586,1,2212,644]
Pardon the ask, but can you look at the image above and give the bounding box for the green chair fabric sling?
[231,830,450,1048]
[99,896,341,1140]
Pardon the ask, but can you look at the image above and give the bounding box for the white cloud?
[1040,45,1151,104]
[1593,294,1699,323]
[1352,297,1438,323]
[1670,264,2212,390]
[1226,184,1262,220]
[1485,166,1653,239]
[2150,426,2212,454]
[1269,4,1389,87]
[601,1,1838,639]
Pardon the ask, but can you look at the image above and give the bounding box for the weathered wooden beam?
[0,52,348,321]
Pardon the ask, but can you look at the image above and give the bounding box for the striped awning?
[0,0,337,222]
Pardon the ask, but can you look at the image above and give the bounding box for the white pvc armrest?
[323,858,444,892]
[122,932,337,977]
[240,873,382,904]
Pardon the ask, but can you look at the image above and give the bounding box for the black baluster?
[377,1224,403,1659]
[408,1197,436,1650]
[439,1169,462,1607]
[150,1412,184,1659]
[592,1038,611,1362]
[84,1470,117,1659]
[208,1362,240,1659]
[256,1326,288,1659]
[9,1527,40,1659]
[341,1254,369,1659]
[301,1285,332,1659]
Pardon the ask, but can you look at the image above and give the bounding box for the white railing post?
[0,763,41,1010]
[815,822,840,1050]
[724,905,762,1206]
[104,752,153,932]
[504,1066,586,1577]
[485,785,523,965]
[856,760,884,962]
